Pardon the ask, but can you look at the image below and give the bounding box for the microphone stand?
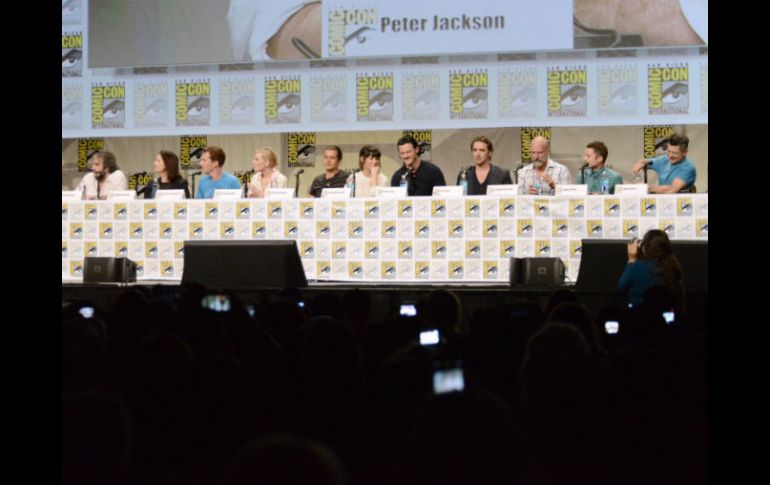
[190,172,201,199]
[643,163,650,184]
[294,169,305,198]
[513,164,524,185]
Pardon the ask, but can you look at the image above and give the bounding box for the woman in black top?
[144,150,190,198]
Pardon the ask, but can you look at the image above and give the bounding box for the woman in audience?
[618,229,684,310]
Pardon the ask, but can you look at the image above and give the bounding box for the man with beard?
[76,151,128,200]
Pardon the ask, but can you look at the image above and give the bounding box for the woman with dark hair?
[346,145,389,197]
[144,150,190,198]
[618,229,684,310]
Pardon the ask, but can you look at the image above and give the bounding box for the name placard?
[614,184,648,196]
[321,187,352,199]
[265,188,295,199]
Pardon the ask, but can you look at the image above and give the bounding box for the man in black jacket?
[456,135,513,195]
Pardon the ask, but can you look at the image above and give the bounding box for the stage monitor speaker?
[83,257,137,283]
[575,239,707,292]
[510,257,565,287]
[181,240,308,289]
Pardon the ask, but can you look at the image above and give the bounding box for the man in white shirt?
[75,151,128,200]
[516,136,571,195]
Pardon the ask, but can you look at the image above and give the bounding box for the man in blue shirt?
[576,140,623,194]
[632,134,697,193]
[195,146,242,198]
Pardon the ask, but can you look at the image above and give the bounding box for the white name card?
[213,189,243,200]
[106,190,137,200]
[321,187,352,199]
[614,184,649,196]
[485,184,518,197]
[265,187,295,199]
[62,190,81,201]
[155,189,186,200]
[555,184,588,196]
[374,186,407,199]
[432,186,464,197]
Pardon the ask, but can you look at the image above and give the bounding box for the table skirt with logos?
[62,194,708,284]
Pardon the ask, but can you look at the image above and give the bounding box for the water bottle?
[345,174,354,196]
[533,179,542,195]
[600,171,609,194]
[400,172,408,189]
[459,169,468,195]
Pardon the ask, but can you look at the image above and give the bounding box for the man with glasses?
[632,134,697,193]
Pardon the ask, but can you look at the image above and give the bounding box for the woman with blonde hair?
[247,146,287,198]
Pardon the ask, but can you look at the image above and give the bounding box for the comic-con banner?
[648,63,689,115]
[265,76,301,124]
[311,74,346,123]
[179,136,207,171]
[449,69,488,120]
[498,67,537,118]
[323,0,573,58]
[175,79,211,127]
[62,31,83,78]
[642,126,676,159]
[91,83,125,129]
[287,133,317,168]
[547,66,587,118]
[134,81,169,128]
[76,138,104,172]
[402,71,440,121]
[357,72,394,122]
[63,57,707,138]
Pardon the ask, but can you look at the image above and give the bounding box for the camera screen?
[78,306,95,319]
[433,368,465,394]
[201,294,231,312]
[420,329,440,345]
[400,303,417,317]
[604,320,619,334]
[662,311,675,324]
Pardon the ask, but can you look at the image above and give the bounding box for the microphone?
[580,163,589,170]
[189,171,202,176]
[643,161,654,168]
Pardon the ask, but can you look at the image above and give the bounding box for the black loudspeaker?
[575,239,707,292]
[181,240,308,289]
[83,257,137,283]
[510,257,565,287]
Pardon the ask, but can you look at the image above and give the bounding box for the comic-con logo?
[62,32,83,77]
[327,8,378,57]
[180,136,207,170]
[62,84,83,129]
[135,82,168,128]
[381,261,396,279]
[448,261,464,279]
[415,261,430,279]
[91,83,125,129]
[483,261,499,279]
[547,67,587,117]
[403,72,440,121]
[357,73,394,121]
[465,240,481,258]
[311,75,346,122]
[288,133,316,168]
[623,220,640,238]
[642,126,675,158]
[648,64,689,114]
[175,80,211,126]
[597,65,637,116]
[498,69,536,118]
[77,138,104,172]
[552,219,568,237]
[449,70,488,119]
[220,79,255,125]
[521,128,551,162]
[265,77,301,124]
